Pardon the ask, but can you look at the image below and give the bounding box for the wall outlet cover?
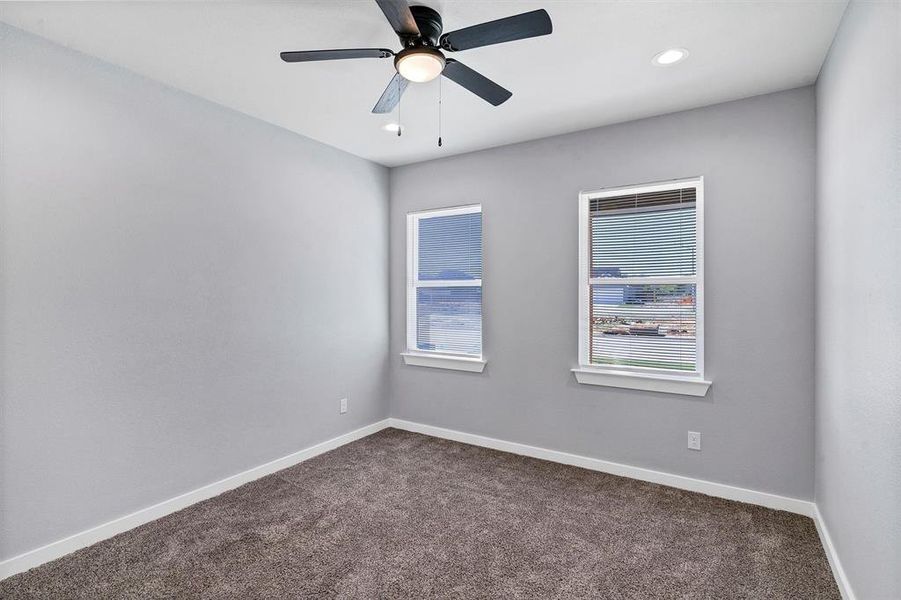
[688,431,701,451]
[340,398,348,414]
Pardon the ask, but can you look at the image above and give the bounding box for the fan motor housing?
[409,5,443,46]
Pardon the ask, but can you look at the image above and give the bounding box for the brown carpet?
[1,428,839,599]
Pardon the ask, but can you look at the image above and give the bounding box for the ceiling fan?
[280,0,552,114]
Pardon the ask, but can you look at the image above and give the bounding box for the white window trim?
[575,177,711,396]
[404,204,485,372]
[401,352,486,373]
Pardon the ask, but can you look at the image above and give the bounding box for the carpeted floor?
[1,428,839,599]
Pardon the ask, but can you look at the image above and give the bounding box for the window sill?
[401,352,486,373]
[572,368,711,396]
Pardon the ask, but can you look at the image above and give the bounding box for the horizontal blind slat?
[418,212,482,281]
[416,286,482,355]
[590,187,696,213]
[591,206,696,278]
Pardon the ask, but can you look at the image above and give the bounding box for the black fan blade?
[442,59,511,106]
[375,0,420,38]
[440,9,552,52]
[372,73,410,114]
[280,48,393,62]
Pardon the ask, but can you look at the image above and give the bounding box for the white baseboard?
[395,416,854,596]
[388,418,816,517]
[0,419,391,581]
[3,417,848,596]
[813,506,856,600]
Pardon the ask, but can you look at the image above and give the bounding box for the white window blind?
[579,179,703,376]
[407,205,482,357]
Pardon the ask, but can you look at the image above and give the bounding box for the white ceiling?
[0,1,847,167]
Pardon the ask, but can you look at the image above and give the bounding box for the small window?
[575,178,709,395]
[404,205,483,370]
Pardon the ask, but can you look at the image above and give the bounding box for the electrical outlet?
[340,398,348,414]
[687,431,701,451]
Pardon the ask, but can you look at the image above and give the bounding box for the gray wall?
[389,87,817,500]
[815,1,901,598]
[0,24,389,561]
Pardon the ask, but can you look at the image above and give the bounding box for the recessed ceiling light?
[382,123,404,133]
[652,48,689,66]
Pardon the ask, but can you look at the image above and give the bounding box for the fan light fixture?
[395,47,446,83]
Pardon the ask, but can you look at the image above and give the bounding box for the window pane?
[590,284,696,371]
[418,211,482,281]
[591,206,695,278]
[416,287,481,355]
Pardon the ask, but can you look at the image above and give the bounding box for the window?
[402,205,485,372]
[574,178,710,396]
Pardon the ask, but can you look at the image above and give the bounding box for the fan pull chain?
[437,76,443,147]
[397,77,402,137]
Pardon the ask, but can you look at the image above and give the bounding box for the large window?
[576,178,709,395]
[404,205,484,372]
